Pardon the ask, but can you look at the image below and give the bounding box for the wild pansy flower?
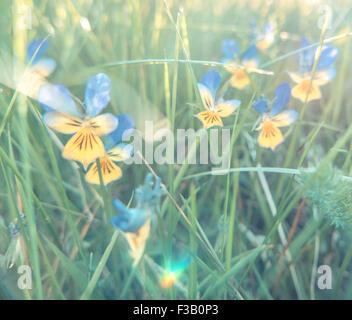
[288,38,338,103]
[26,38,56,77]
[111,174,164,265]
[251,21,276,52]
[253,82,298,150]
[195,70,240,129]
[222,39,259,89]
[17,38,56,98]
[85,113,134,185]
[42,73,118,168]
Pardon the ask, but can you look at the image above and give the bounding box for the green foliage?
[298,166,352,228]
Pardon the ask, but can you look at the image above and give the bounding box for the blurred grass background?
[1,0,352,300]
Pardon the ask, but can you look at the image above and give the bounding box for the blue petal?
[299,37,314,73]
[38,83,83,117]
[112,143,134,158]
[84,73,111,117]
[328,67,336,81]
[324,67,336,81]
[316,45,338,70]
[31,58,56,76]
[111,210,147,233]
[111,199,148,233]
[263,22,275,34]
[40,101,52,113]
[241,45,257,61]
[301,37,310,48]
[104,114,135,149]
[112,198,132,216]
[250,20,258,31]
[110,214,129,231]
[222,39,239,60]
[249,21,258,41]
[270,82,291,115]
[27,38,49,64]
[281,110,299,124]
[200,70,221,97]
[252,97,268,115]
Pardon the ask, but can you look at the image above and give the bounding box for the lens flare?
[160,257,190,289]
[161,271,177,289]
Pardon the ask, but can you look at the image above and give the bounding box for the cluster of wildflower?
[288,38,338,103]
[23,39,135,186]
[8,29,339,271]
[194,36,338,150]
[6,39,142,266]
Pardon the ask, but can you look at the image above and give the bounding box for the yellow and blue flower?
[111,174,164,265]
[253,82,298,150]
[112,197,151,266]
[251,21,276,51]
[17,38,56,99]
[195,70,240,129]
[288,38,338,103]
[26,38,56,77]
[85,113,134,185]
[42,73,118,168]
[222,39,259,89]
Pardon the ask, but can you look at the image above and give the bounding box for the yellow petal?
[124,218,151,266]
[313,70,335,86]
[215,100,239,117]
[257,121,284,150]
[229,70,250,89]
[224,60,238,73]
[196,110,223,129]
[31,59,56,78]
[107,144,133,162]
[16,70,46,99]
[62,127,105,168]
[270,110,298,128]
[225,59,257,75]
[288,72,304,84]
[291,80,321,103]
[243,59,259,73]
[44,111,83,134]
[88,113,118,136]
[257,35,274,51]
[197,83,215,110]
[85,157,122,185]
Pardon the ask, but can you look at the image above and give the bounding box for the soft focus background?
[1,0,352,300]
